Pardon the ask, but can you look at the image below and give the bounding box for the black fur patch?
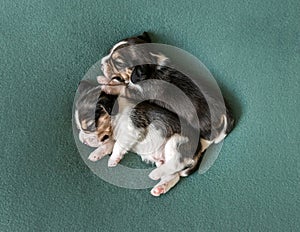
[130,100,181,138]
[130,64,235,140]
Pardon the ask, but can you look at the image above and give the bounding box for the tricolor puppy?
[109,95,198,196]
[75,78,202,196]
[99,32,235,174]
[74,80,117,161]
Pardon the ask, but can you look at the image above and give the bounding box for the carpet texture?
[1,0,299,231]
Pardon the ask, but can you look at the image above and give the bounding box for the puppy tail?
[214,114,228,144]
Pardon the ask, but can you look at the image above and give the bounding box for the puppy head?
[75,80,117,147]
[101,32,170,96]
[100,32,152,84]
[125,31,151,44]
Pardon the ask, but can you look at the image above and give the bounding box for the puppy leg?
[200,138,213,152]
[149,134,189,180]
[149,158,190,180]
[108,123,142,167]
[107,141,128,167]
[88,141,114,162]
[97,76,125,95]
[150,173,180,197]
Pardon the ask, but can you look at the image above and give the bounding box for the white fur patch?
[74,110,81,130]
[128,81,143,93]
[149,52,169,67]
[214,114,228,144]
[200,139,213,152]
[149,134,189,180]
[101,41,128,65]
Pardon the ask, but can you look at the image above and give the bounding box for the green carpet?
[1,0,299,231]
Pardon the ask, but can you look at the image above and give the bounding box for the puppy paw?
[97,75,107,84]
[88,151,104,162]
[88,148,110,162]
[150,174,180,197]
[149,168,163,180]
[108,157,120,167]
[150,185,166,197]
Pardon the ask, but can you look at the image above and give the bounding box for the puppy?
[99,32,234,175]
[75,78,201,196]
[74,80,117,161]
[110,96,197,196]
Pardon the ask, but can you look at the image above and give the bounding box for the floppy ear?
[95,93,118,127]
[127,32,151,44]
[131,65,152,84]
[137,32,151,43]
[98,92,119,116]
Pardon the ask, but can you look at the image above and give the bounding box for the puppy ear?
[98,92,119,115]
[131,65,152,83]
[137,32,151,43]
[149,52,169,67]
[126,32,151,45]
[77,80,96,94]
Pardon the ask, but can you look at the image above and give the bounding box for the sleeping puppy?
[75,79,202,196]
[74,80,117,161]
[110,95,199,196]
[99,32,235,175]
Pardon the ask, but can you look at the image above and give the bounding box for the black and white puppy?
[99,32,235,175]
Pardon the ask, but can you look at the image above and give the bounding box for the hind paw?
[108,157,121,167]
[150,185,166,197]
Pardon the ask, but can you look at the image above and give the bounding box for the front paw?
[88,150,106,162]
[107,157,121,167]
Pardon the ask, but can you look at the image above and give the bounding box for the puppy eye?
[101,134,109,142]
[112,76,124,82]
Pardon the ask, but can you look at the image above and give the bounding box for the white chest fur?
[111,98,166,164]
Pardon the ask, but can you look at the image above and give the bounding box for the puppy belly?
[132,125,166,164]
[133,142,165,165]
